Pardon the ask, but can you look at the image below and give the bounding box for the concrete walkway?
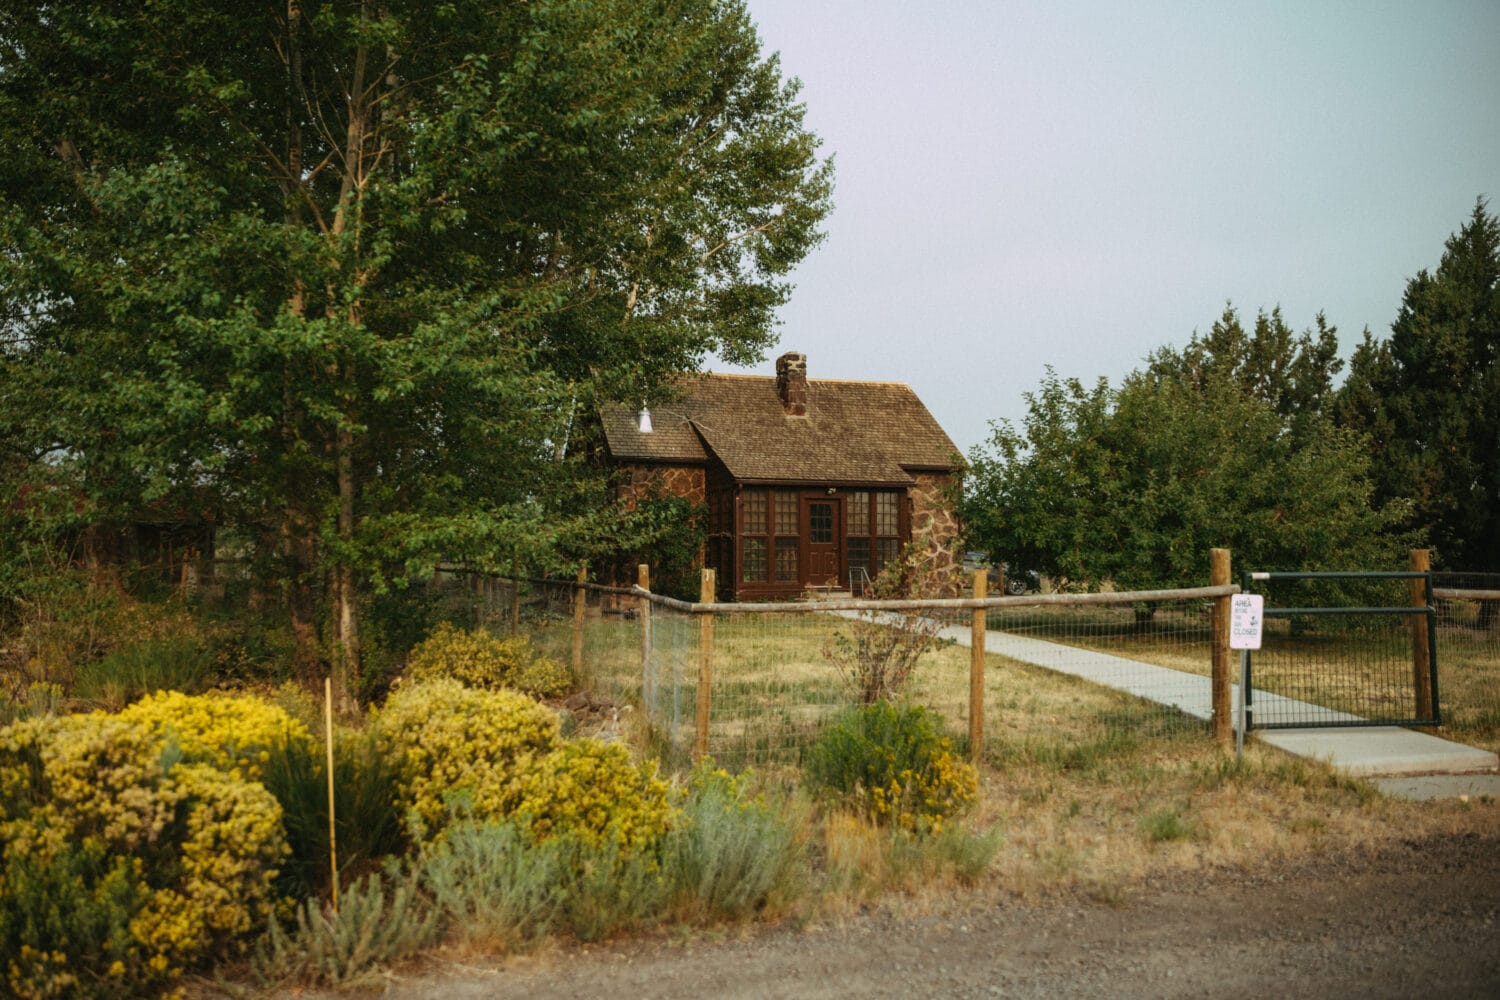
[925,619,1500,796]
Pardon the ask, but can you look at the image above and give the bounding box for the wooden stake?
[324,675,339,911]
[969,569,987,762]
[510,557,522,635]
[637,563,652,712]
[695,568,715,763]
[572,566,587,686]
[1211,548,1232,746]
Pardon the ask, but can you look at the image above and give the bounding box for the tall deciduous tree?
[963,311,1408,592]
[0,0,832,701]
[1337,200,1500,570]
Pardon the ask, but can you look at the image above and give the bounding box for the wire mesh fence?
[436,565,1500,763]
[404,556,1500,768]
[514,581,1232,772]
[1432,572,1500,752]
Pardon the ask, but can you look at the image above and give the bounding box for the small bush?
[253,869,439,989]
[0,713,288,998]
[550,832,670,942]
[405,622,570,698]
[804,703,979,831]
[1140,804,1196,843]
[116,689,315,781]
[372,678,561,838]
[418,820,568,950]
[662,765,804,922]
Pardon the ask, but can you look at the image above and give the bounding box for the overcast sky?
[714,0,1500,455]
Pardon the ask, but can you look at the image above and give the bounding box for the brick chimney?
[775,352,807,416]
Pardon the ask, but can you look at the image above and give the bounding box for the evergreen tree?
[1338,201,1500,569]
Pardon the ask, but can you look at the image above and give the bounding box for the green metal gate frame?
[1240,570,1441,731]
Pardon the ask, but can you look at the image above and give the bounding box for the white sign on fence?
[1230,594,1264,650]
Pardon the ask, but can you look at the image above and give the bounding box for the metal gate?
[1240,570,1440,731]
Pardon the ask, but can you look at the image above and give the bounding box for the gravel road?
[332,831,1500,1000]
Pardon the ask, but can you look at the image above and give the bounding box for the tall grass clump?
[258,725,408,899]
[72,636,215,710]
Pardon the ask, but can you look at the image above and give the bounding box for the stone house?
[598,353,963,600]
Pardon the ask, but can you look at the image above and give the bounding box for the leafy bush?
[804,703,979,831]
[516,739,675,852]
[253,868,439,989]
[405,622,570,698]
[372,678,562,838]
[662,765,804,922]
[822,547,952,704]
[0,713,288,998]
[116,689,315,781]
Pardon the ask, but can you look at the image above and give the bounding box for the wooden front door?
[802,496,841,587]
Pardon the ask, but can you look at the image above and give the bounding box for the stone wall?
[908,471,962,597]
[617,463,707,506]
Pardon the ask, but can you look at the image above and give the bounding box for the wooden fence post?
[637,563,652,713]
[1211,548,1232,746]
[695,568,715,763]
[970,568,987,762]
[572,566,587,686]
[509,557,522,635]
[1410,548,1433,719]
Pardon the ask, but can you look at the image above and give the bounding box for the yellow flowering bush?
[405,622,570,698]
[0,712,288,999]
[116,689,314,781]
[372,678,562,837]
[803,703,979,832]
[516,739,675,851]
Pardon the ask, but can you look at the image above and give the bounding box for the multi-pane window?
[774,492,798,536]
[743,537,768,582]
[774,538,799,582]
[846,489,903,582]
[809,503,833,543]
[742,491,767,535]
[875,493,900,536]
[742,488,800,585]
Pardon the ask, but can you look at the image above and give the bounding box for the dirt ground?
[310,830,1500,1000]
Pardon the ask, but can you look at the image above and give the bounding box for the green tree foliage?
[0,0,832,697]
[1337,201,1500,569]
[963,308,1409,590]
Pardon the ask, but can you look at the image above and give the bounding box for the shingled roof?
[600,364,958,486]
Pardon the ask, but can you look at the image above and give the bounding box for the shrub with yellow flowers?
[803,702,978,832]
[404,622,570,698]
[372,678,563,837]
[516,739,675,851]
[115,689,314,781]
[0,712,288,999]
